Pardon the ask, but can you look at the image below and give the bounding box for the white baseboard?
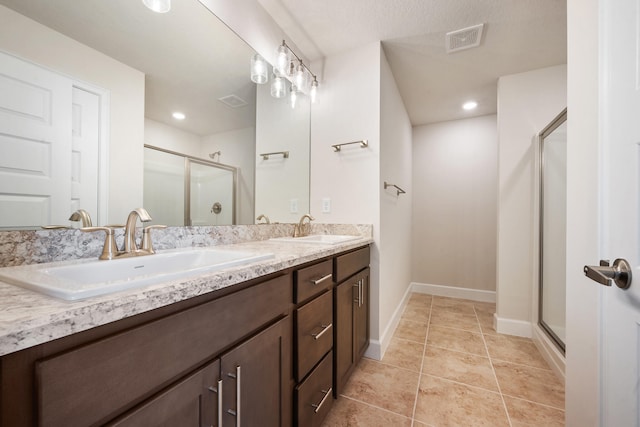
[532,324,565,381]
[495,314,533,338]
[364,284,414,361]
[410,282,496,303]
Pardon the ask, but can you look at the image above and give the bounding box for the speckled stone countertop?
[0,224,373,357]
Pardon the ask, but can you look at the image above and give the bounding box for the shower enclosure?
[538,109,567,353]
[143,145,237,226]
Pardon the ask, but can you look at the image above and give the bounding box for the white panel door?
[594,0,640,425]
[0,51,72,227]
[71,87,100,219]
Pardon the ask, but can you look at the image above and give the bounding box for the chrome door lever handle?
[584,258,632,289]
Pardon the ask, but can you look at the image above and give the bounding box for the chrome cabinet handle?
[311,273,332,285]
[226,366,241,426]
[311,387,333,413]
[208,379,223,427]
[353,279,363,307]
[312,323,333,340]
[352,282,359,305]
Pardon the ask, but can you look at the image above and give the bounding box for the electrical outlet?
[290,198,298,213]
[322,198,331,213]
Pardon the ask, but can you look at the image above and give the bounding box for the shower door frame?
[537,108,567,354]
[144,144,238,226]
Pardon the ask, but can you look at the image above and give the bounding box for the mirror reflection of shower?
[143,146,237,226]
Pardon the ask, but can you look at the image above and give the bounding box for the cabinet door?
[107,360,219,427]
[354,268,370,361]
[221,316,292,427]
[334,279,354,396]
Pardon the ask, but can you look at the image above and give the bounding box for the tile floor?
[321,293,565,427]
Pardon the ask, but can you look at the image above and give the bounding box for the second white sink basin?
[271,235,361,245]
[0,247,274,301]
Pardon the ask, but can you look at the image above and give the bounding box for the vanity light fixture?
[290,84,298,109]
[250,53,269,84]
[273,40,320,103]
[310,77,319,104]
[463,100,478,110]
[271,72,286,98]
[172,112,185,120]
[142,0,171,13]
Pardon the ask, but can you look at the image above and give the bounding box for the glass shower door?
[188,160,235,226]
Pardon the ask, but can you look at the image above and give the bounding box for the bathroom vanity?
[0,235,371,427]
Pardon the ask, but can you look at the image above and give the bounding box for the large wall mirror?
[0,0,310,229]
[538,108,567,354]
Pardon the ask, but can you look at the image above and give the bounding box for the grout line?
[336,394,414,422]
[489,357,554,372]
[500,393,566,412]
[476,305,513,427]
[420,372,503,395]
[409,293,432,427]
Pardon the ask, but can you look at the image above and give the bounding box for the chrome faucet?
[69,209,92,227]
[256,214,271,224]
[293,214,314,237]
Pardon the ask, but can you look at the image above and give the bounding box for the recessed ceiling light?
[172,112,186,120]
[142,0,171,13]
[463,101,478,110]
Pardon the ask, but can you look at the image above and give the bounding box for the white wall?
[0,5,145,225]
[145,118,202,157]
[310,41,382,343]
[496,65,567,337]
[565,0,600,423]
[255,81,310,223]
[378,46,413,355]
[412,115,498,292]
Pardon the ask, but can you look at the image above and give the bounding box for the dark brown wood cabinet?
[333,247,370,396]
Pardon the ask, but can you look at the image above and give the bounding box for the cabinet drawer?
[36,274,291,427]
[295,290,333,381]
[296,351,334,427]
[334,246,370,283]
[294,259,333,303]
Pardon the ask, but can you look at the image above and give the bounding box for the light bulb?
[310,78,319,104]
[275,44,289,76]
[463,101,478,110]
[271,75,286,98]
[294,60,305,89]
[250,54,268,84]
[290,85,298,109]
[142,0,171,13]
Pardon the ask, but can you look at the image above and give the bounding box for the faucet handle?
[142,225,167,254]
[81,226,118,260]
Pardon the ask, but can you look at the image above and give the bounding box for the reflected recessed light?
[172,112,186,120]
[142,0,171,13]
[463,101,478,110]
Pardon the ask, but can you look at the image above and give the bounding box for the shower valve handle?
[584,258,632,289]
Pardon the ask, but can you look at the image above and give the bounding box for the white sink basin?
[271,235,361,245]
[0,248,273,301]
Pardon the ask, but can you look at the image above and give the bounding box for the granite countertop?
[0,237,373,357]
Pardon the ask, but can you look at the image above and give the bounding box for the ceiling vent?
[446,23,485,53]
[218,94,248,108]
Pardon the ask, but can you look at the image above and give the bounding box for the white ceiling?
[258,0,567,125]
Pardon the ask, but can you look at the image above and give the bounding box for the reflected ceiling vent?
[218,94,248,108]
[446,23,485,53]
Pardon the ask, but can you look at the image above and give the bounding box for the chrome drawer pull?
[311,273,332,285]
[312,323,333,340]
[208,379,223,427]
[311,387,333,413]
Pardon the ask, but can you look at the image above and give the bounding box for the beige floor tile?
[430,308,480,332]
[381,337,424,372]
[422,345,498,391]
[431,297,476,315]
[341,358,419,417]
[407,293,432,307]
[493,360,565,409]
[320,396,412,427]
[414,375,510,427]
[427,325,487,356]
[402,303,430,322]
[484,334,550,369]
[504,396,565,427]
[477,312,497,334]
[395,318,428,343]
[412,422,431,427]
[473,301,496,314]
